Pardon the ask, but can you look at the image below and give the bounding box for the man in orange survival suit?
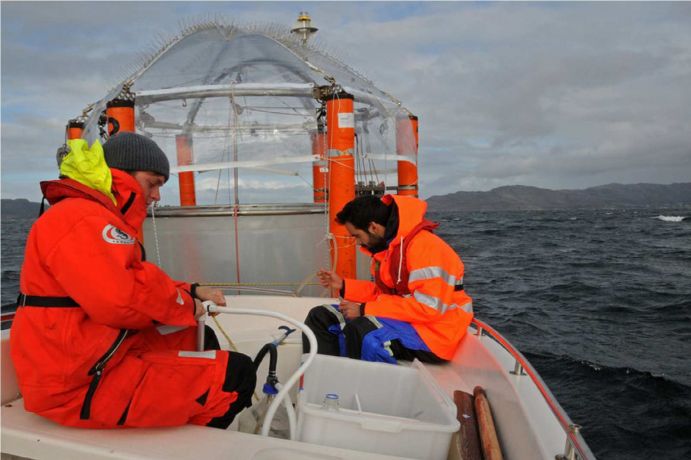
[303,195,473,363]
[11,132,255,428]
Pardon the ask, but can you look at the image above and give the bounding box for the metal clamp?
[510,360,527,376]
[555,424,582,460]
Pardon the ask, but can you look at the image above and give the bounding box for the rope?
[211,314,239,351]
[232,203,241,284]
[294,271,317,297]
[150,202,162,267]
[229,89,242,284]
[210,314,262,402]
[200,281,320,287]
[198,281,321,297]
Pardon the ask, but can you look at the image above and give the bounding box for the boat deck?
[1,295,588,460]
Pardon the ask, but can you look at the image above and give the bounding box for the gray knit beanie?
[103,132,170,181]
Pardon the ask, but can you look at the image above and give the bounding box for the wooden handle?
[453,390,482,460]
[474,386,504,460]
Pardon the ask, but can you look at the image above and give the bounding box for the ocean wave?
[524,351,691,390]
[655,215,687,222]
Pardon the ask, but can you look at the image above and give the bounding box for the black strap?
[138,241,147,262]
[190,283,200,299]
[39,196,47,217]
[454,284,464,292]
[17,293,79,308]
[120,192,136,215]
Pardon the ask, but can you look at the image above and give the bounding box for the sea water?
[3,208,690,459]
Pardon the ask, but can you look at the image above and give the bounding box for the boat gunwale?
[472,318,596,460]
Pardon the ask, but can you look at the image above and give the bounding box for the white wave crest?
[656,215,686,222]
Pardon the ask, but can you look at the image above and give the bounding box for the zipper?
[80,329,128,420]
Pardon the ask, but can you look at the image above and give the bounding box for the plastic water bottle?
[322,393,340,411]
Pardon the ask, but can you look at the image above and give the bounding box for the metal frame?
[147,202,326,217]
[136,83,317,104]
[135,83,400,112]
[472,318,596,460]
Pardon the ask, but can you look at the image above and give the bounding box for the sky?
[2,1,690,204]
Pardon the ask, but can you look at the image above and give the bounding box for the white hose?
[202,302,318,438]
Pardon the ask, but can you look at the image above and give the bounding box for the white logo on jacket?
[176,289,185,305]
[102,224,135,245]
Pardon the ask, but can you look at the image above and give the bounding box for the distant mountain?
[427,183,691,212]
[1,199,42,219]
[3,183,691,217]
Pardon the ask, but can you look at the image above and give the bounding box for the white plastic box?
[296,355,460,460]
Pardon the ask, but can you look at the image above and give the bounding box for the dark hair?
[336,196,391,231]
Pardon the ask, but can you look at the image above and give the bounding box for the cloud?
[2,2,690,203]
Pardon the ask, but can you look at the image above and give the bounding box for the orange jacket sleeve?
[343,278,380,303]
[44,215,197,329]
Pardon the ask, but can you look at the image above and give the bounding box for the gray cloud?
[2,2,690,203]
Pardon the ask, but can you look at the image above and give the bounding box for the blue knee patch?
[361,331,397,364]
[327,324,347,357]
[360,318,430,364]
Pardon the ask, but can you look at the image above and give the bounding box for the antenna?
[290,11,318,45]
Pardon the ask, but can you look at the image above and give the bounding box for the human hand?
[339,301,362,321]
[317,269,343,291]
[194,299,206,320]
[194,286,226,306]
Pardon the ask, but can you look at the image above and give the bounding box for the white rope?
[150,202,162,267]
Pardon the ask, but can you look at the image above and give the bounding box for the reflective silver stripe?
[413,292,472,314]
[383,340,395,358]
[178,350,217,359]
[409,266,462,288]
[444,301,474,314]
[156,325,187,336]
[413,291,447,312]
[364,315,384,329]
[323,304,346,330]
[328,148,353,157]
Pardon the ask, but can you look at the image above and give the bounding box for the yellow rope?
[211,314,261,402]
[211,315,238,352]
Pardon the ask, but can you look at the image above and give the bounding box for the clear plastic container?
[322,393,340,411]
[297,355,459,460]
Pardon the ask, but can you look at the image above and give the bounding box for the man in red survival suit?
[11,132,256,428]
[303,194,473,364]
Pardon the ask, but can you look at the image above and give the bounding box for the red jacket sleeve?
[44,215,196,329]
